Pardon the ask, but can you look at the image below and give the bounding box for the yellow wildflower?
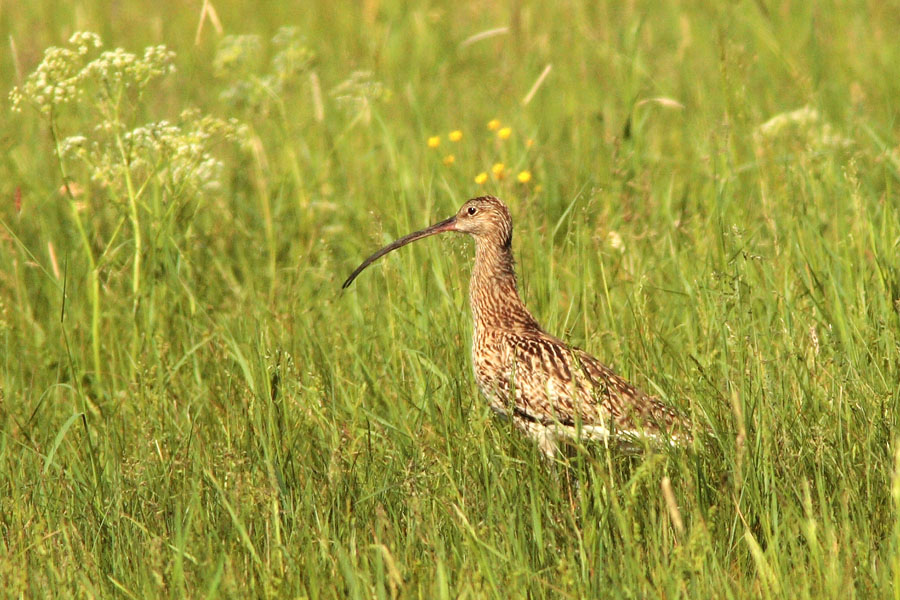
[517,170,532,183]
[442,154,455,165]
[526,138,534,148]
[487,119,501,131]
[427,136,440,148]
[449,130,463,142]
[497,127,512,140]
[474,172,488,185]
[491,163,506,179]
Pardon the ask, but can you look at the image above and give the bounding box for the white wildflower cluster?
[271,27,315,87]
[606,230,625,253]
[331,70,388,122]
[127,113,245,195]
[9,32,174,116]
[58,113,247,198]
[59,134,89,156]
[10,45,87,114]
[69,31,103,54]
[755,105,853,152]
[12,32,249,204]
[82,46,175,92]
[214,27,315,113]
[213,34,262,77]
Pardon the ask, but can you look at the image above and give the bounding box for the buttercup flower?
[487,119,501,131]
[497,127,512,140]
[442,154,455,165]
[517,170,532,183]
[491,162,506,179]
[449,130,463,142]
[474,172,488,185]
[427,135,440,148]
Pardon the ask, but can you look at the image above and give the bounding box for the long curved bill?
[342,215,458,289]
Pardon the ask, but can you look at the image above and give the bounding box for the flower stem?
[50,117,103,385]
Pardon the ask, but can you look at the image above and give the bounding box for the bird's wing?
[570,347,689,439]
[499,332,689,441]
[498,333,609,428]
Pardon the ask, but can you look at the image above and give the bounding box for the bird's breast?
[470,325,510,403]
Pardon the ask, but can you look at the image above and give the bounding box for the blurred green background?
[1,1,899,597]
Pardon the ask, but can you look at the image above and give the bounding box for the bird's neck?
[469,236,539,331]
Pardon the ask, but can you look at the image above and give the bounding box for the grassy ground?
[2,0,899,597]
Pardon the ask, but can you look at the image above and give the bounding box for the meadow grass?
[1,0,899,597]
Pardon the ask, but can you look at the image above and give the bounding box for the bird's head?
[451,196,512,244]
[342,195,513,289]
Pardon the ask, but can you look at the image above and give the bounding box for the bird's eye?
[467,206,478,216]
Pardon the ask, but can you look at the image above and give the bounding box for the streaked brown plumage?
[343,196,690,456]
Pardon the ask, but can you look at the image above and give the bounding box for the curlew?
[343,196,690,457]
